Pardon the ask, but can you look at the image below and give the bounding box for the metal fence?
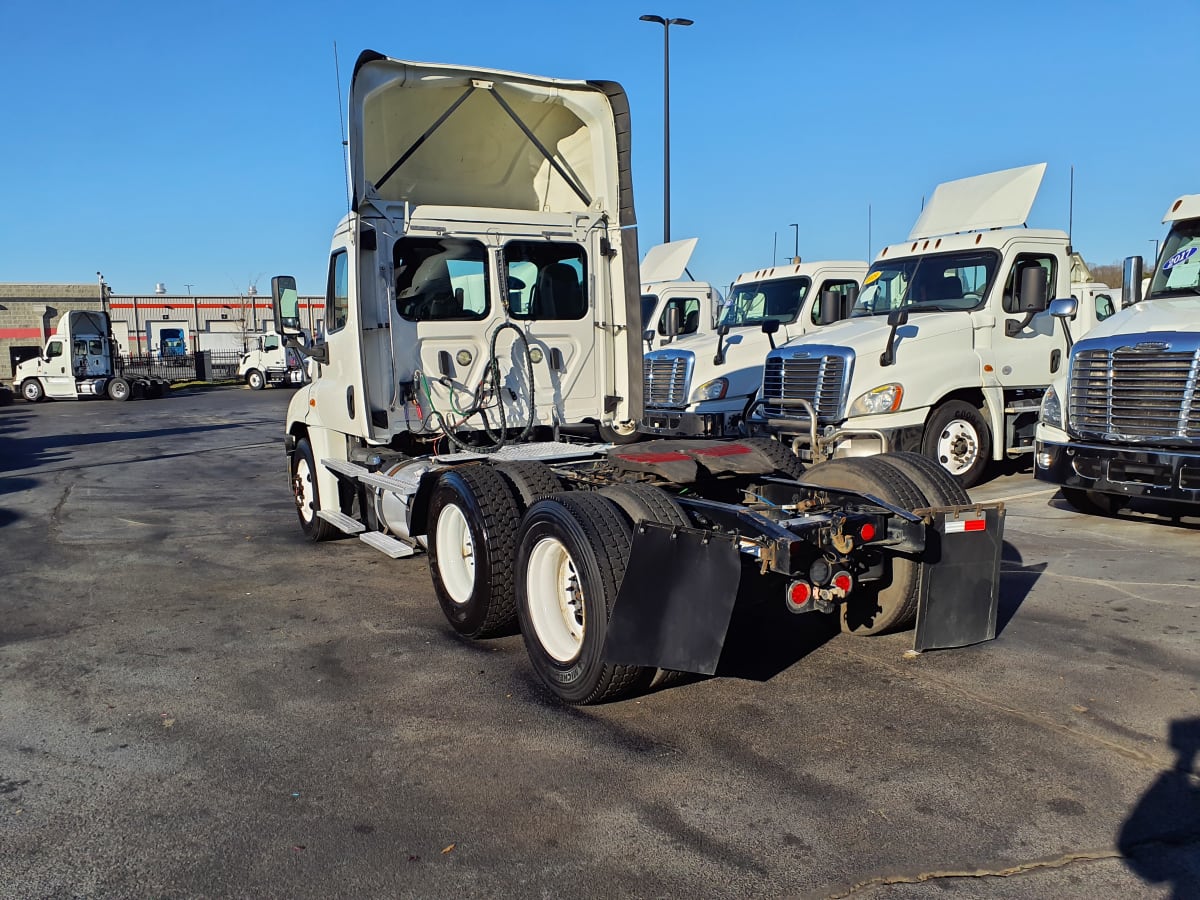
[117,350,244,383]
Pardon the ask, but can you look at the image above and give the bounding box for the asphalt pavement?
[1,387,1197,899]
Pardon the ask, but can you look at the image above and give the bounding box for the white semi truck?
[238,330,306,390]
[750,164,1109,487]
[1035,194,1200,516]
[274,50,1006,704]
[640,260,866,439]
[639,237,721,344]
[13,311,170,402]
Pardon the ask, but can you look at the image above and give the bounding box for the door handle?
[549,348,565,372]
[438,350,454,378]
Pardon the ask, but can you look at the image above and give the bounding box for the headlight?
[690,377,728,402]
[849,383,903,416]
[1039,385,1062,429]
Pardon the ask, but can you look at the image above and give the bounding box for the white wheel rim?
[936,419,980,476]
[611,420,637,436]
[23,382,38,400]
[526,536,584,663]
[435,503,475,605]
[293,456,316,523]
[250,373,262,388]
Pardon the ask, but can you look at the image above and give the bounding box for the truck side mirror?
[1019,266,1049,313]
[760,318,780,350]
[717,323,730,337]
[1048,297,1078,319]
[272,275,302,337]
[713,322,731,366]
[664,305,681,341]
[1122,256,1143,307]
[643,328,655,350]
[816,290,841,326]
[886,308,909,328]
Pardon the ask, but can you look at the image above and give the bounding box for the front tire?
[427,465,523,638]
[21,379,44,402]
[516,492,651,704]
[801,457,926,635]
[922,400,991,488]
[107,377,131,402]
[246,369,266,390]
[598,420,643,445]
[291,437,339,541]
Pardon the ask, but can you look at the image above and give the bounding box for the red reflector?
[789,582,810,605]
[833,573,852,592]
[965,519,986,532]
[944,517,986,534]
[859,522,876,541]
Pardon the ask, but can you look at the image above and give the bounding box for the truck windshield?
[718,276,810,328]
[853,250,998,317]
[1148,220,1200,298]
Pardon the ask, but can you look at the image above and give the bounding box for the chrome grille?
[644,354,690,407]
[762,351,851,422]
[1069,342,1200,441]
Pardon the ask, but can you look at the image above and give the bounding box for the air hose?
[427,321,537,454]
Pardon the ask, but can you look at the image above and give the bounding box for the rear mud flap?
[914,506,1005,651]
[604,522,741,675]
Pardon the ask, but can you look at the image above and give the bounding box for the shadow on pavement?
[1118,716,1200,898]
[997,540,1044,634]
[0,422,257,473]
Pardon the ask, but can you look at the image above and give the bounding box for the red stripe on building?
[109,302,325,311]
[0,327,45,340]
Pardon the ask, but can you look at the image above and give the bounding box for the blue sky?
[1,1,1190,296]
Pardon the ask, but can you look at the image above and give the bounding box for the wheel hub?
[937,420,979,475]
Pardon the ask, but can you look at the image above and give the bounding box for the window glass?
[329,250,349,331]
[504,241,588,320]
[656,297,702,335]
[809,279,861,325]
[395,238,488,322]
[1001,254,1056,314]
[1095,293,1115,321]
[1149,220,1200,299]
[719,276,810,328]
[263,334,281,351]
[88,339,104,355]
[73,340,87,356]
[46,340,63,358]
[640,294,659,329]
[854,251,999,317]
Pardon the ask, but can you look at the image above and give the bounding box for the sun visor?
[908,163,1046,240]
[640,238,698,284]
[348,52,628,218]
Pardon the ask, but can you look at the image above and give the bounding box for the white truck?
[640,259,866,439]
[238,330,306,390]
[13,311,170,402]
[1035,194,1200,516]
[750,163,1108,487]
[639,237,721,345]
[273,50,1006,705]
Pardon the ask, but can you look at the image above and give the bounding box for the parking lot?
[1,387,1197,899]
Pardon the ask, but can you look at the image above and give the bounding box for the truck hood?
[348,51,632,224]
[1075,296,1200,343]
[640,238,697,284]
[783,310,970,358]
[650,326,783,399]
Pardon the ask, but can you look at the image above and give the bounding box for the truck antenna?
[1067,165,1074,255]
[868,203,872,259]
[334,41,351,215]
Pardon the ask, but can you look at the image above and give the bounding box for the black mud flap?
[603,522,741,675]
[914,505,1005,651]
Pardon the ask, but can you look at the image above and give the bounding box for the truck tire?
[515,492,651,704]
[877,450,972,506]
[741,437,806,480]
[427,464,523,638]
[922,400,991,488]
[598,482,690,528]
[246,369,266,390]
[1061,486,1124,517]
[107,377,131,402]
[801,457,925,635]
[598,420,643,445]
[494,461,566,512]
[291,438,339,542]
[20,379,44,403]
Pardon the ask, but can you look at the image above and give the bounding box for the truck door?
[308,243,373,439]
[41,339,77,398]
[994,252,1066,386]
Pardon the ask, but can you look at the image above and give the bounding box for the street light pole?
[640,14,693,244]
[790,223,799,263]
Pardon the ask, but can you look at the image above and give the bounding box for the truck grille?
[644,353,691,408]
[761,350,852,422]
[1069,340,1200,442]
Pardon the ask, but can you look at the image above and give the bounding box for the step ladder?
[318,457,421,559]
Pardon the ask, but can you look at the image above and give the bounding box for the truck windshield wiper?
[1150,286,1200,298]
